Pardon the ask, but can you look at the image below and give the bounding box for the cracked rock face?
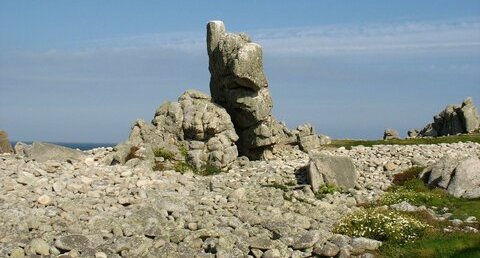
[114,90,239,170]
[207,20,289,159]
[419,97,480,137]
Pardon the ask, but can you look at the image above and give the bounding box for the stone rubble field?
[1,142,479,258]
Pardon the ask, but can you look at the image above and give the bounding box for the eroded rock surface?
[0,130,13,154]
[112,90,238,170]
[418,97,480,137]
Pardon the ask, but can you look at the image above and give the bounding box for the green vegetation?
[178,142,189,158]
[326,134,480,149]
[153,147,175,160]
[196,162,222,176]
[173,161,193,173]
[334,207,430,243]
[392,166,425,186]
[380,232,480,258]
[172,161,223,176]
[315,184,342,199]
[359,166,480,257]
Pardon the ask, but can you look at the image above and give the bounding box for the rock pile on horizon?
[417,97,480,137]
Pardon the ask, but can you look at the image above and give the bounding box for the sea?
[10,141,116,151]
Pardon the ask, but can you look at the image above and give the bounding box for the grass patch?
[178,142,188,158]
[315,184,342,199]
[153,147,175,160]
[392,166,426,186]
[380,232,480,258]
[326,134,480,149]
[152,162,165,171]
[196,163,222,176]
[172,161,223,176]
[173,161,193,173]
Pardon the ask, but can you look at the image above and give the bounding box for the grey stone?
[307,153,358,191]
[29,238,50,256]
[351,237,382,251]
[0,130,13,154]
[313,241,339,257]
[292,230,321,250]
[447,157,480,198]
[407,129,419,138]
[383,129,400,140]
[55,235,92,252]
[21,142,86,162]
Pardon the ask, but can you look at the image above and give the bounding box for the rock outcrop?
[0,130,13,154]
[207,21,299,159]
[420,155,480,199]
[383,129,400,140]
[418,97,480,137]
[112,90,238,170]
[307,153,358,191]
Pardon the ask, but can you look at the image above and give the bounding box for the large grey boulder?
[16,142,86,162]
[447,157,480,199]
[420,155,480,199]
[418,97,480,137]
[112,90,238,170]
[0,130,13,154]
[307,153,358,192]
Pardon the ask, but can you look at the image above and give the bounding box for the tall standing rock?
[0,130,13,154]
[207,20,288,159]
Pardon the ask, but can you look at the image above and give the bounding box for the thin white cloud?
[78,18,480,56]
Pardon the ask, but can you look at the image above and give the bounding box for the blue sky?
[1,1,480,142]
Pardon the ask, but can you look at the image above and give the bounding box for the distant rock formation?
[112,90,238,170]
[0,130,13,154]
[418,97,480,137]
[383,129,400,140]
[207,21,310,159]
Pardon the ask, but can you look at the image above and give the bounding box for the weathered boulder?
[418,97,480,137]
[207,20,290,159]
[307,153,358,191]
[383,129,400,140]
[0,130,13,154]
[420,155,480,199]
[207,21,329,159]
[16,142,86,162]
[112,90,238,170]
[407,129,419,138]
[447,157,480,199]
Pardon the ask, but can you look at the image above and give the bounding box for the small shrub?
[392,166,426,186]
[178,142,189,158]
[153,147,175,160]
[174,162,192,173]
[334,208,430,243]
[125,146,140,162]
[196,162,222,176]
[315,184,341,199]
